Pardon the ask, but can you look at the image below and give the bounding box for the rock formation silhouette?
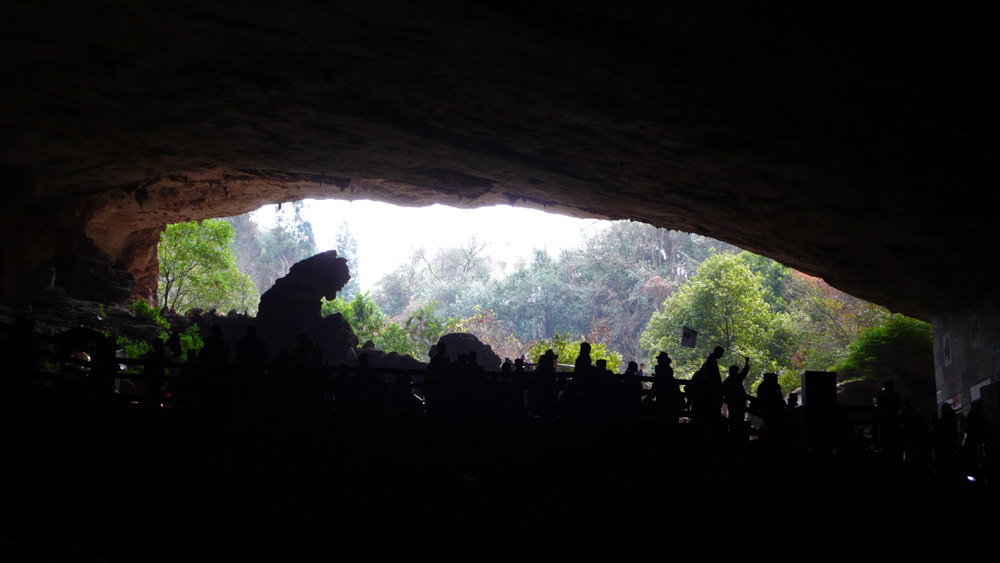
[255,250,358,366]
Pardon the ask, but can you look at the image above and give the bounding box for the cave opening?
[3,0,998,555]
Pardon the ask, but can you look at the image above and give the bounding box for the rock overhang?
[1,1,996,320]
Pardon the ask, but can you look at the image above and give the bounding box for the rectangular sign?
[681,327,698,348]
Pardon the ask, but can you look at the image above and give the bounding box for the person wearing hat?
[650,352,684,425]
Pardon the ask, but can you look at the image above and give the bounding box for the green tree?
[226,203,319,295]
[783,271,889,373]
[321,291,454,358]
[739,251,793,313]
[158,219,259,313]
[334,220,361,300]
[640,251,794,390]
[486,248,582,342]
[369,220,746,364]
[402,301,460,359]
[372,252,423,319]
[322,291,386,345]
[834,314,933,383]
[226,213,263,277]
[254,201,319,292]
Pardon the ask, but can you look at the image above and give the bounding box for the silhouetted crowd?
[1,316,987,477]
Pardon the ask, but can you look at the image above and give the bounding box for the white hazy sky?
[253,199,612,290]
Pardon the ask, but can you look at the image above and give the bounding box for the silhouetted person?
[722,355,750,438]
[529,349,558,417]
[689,345,724,426]
[467,350,483,373]
[198,324,230,402]
[574,342,593,375]
[430,342,450,371]
[199,324,230,367]
[235,325,268,370]
[755,372,786,442]
[649,352,684,425]
[425,341,451,413]
[513,357,525,373]
[234,324,268,399]
[617,360,644,420]
[508,357,527,414]
[165,330,183,360]
[590,358,616,419]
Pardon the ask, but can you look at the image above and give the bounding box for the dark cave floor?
[0,386,989,562]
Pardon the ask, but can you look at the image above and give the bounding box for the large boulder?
[429,333,503,371]
[255,250,357,364]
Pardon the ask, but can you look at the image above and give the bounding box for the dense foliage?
[371,222,739,362]
[321,293,459,359]
[833,314,933,383]
[226,201,319,298]
[160,207,928,396]
[158,219,258,314]
[334,220,361,300]
[527,333,624,373]
[640,252,796,392]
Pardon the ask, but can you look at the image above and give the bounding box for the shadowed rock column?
[255,249,359,365]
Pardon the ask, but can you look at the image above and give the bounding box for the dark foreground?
[0,387,990,562]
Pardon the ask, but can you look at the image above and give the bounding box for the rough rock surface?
[1,2,997,319]
[359,344,427,371]
[51,240,135,305]
[430,333,503,372]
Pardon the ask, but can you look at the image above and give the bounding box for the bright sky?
[254,199,611,290]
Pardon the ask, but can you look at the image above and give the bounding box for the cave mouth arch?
[3,0,996,427]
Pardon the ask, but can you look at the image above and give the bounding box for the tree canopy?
[334,220,360,300]
[158,219,258,314]
[833,314,933,384]
[159,206,926,390]
[640,251,796,391]
[226,201,318,296]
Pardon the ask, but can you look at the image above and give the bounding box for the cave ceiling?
[1,1,996,320]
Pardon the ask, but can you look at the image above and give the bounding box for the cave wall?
[2,0,999,418]
[933,292,1000,413]
[2,1,997,320]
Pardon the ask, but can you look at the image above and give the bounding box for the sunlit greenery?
[640,251,795,391]
[528,333,624,373]
[834,314,933,383]
[158,207,928,392]
[158,219,258,314]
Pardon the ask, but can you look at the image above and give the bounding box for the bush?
[833,314,933,382]
[131,299,169,328]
